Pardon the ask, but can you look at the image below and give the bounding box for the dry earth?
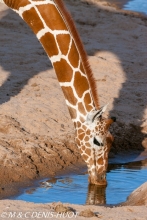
[0,0,147,219]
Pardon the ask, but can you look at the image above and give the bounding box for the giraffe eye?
[93,137,104,146]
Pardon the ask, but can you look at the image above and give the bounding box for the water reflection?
[108,158,147,172]
[86,184,106,205]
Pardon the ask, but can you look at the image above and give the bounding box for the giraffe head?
[76,104,116,186]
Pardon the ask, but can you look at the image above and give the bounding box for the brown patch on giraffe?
[61,86,77,106]
[37,4,67,31]
[77,121,81,128]
[103,153,108,160]
[82,125,87,130]
[74,72,89,98]
[40,32,58,57]
[85,142,91,147]
[85,148,91,156]
[77,129,84,135]
[82,154,89,161]
[78,133,85,141]
[78,102,86,115]
[75,138,80,146]
[95,126,100,132]
[4,0,30,10]
[81,145,86,151]
[84,136,89,142]
[101,131,105,136]
[97,157,104,165]
[97,167,104,174]
[54,59,73,82]
[22,7,44,34]
[86,130,90,135]
[104,119,114,132]
[84,93,93,112]
[67,106,77,119]
[68,41,79,68]
[89,158,94,166]
[106,134,114,150]
[56,34,71,56]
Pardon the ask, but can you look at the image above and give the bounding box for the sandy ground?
[0,0,147,219]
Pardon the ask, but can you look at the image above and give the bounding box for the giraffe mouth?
[89,172,107,186]
[97,173,107,185]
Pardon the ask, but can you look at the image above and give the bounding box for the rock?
[79,209,96,217]
[123,182,147,206]
[54,203,75,214]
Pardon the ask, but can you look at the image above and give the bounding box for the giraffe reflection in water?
[86,184,106,205]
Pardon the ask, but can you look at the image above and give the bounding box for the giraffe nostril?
[111,116,116,122]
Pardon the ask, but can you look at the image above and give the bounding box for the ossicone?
[86,103,109,123]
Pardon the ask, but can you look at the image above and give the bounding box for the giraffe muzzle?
[89,172,107,186]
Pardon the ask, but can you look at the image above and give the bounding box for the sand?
[0,0,147,219]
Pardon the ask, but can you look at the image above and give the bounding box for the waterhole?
[13,157,147,205]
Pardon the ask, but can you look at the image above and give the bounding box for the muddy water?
[13,158,147,205]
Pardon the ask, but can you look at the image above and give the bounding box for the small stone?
[79,209,95,217]
[31,83,38,87]
[54,204,73,213]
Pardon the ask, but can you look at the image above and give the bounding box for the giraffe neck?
[2,0,99,125]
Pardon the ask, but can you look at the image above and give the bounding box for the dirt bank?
[0,115,84,198]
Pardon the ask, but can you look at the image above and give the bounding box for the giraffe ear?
[86,103,108,123]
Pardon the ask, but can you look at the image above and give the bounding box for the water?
[13,159,147,205]
[123,0,147,15]
[105,0,147,15]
